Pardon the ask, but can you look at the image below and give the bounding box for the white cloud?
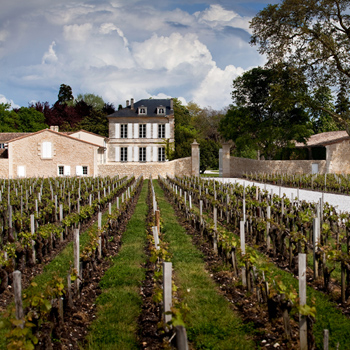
[42,41,58,64]
[63,23,93,41]
[0,94,20,109]
[192,64,244,108]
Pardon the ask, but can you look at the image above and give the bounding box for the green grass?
[86,181,148,350]
[0,186,131,349]
[154,180,256,350]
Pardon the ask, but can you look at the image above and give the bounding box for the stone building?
[107,98,174,164]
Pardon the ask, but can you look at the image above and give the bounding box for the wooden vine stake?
[299,253,307,350]
[73,229,80,293]
[98,212,102,259]
[163,262,172,326]
[13,270,24,325]
[152,226,160,250]
[155,210,160,235]
[323,329,329,350]
[266,206,271,250]
[313,217,320,279]
[240,220,246,287]
[176,326,189,350]
[30,214,36,264]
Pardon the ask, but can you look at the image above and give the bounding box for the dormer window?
[157,106,165,115]
[138,106,147,115]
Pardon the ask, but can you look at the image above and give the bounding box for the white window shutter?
[17,166,25,177]
[134,123,139,138]
[76,166,83,176]
[64,166,71,176]
[128,146,132,161]
[153,123,158,139]
[42,142,52,158]
[146,124,151,138]
[165,123,170,139]
[115,123,120,138]
[128,123,133,139]
[134,146,139,162]
[115,146,120,162]
[146,146,151,162]
[153,146,157,162]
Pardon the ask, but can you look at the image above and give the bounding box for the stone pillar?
[191,140,200,177]
[222,143,231,178]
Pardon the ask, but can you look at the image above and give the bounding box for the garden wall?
[98,157,192,179]
[0,159,9,178]
[230,157,327,177]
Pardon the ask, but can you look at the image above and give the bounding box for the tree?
[250,0,350,133]
[77,109,109,137]
[76,93,105,110]
[57,84,74,104]
[219,67,313,159]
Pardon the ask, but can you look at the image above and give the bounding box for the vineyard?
[0,174,350,349]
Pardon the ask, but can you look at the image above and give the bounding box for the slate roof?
[295,130,349,147]
[108,99,173,118]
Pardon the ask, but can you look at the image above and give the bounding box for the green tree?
[219,67,313,159]
[76,93,105,110]
[250,0,350,133]
[57,84,74,104]
[77,109,109,137]
[0,103,20,132]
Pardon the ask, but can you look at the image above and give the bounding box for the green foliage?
[77,109,109,137]
[76,93,105,110]
[57,84,74,104]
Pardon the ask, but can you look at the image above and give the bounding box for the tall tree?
[219,67,313,159]
[250,0,350,133]
[57,84,74,104]
[76,93,105,110]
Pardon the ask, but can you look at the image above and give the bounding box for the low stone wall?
[98,157,192,179]
[230,157,327,177]
[0,159,9,178]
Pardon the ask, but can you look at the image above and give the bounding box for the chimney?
[50,126,59,132]
[131,98,134,110]
[170,98,173,110]
[126,100,130,107]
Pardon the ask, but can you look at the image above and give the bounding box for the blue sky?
[0,0,278,110]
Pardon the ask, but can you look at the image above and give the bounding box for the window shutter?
[128,146,132,161]
[115,123,120,138]
[17,166,25,177]
[115,146,120,162]
[146,146,151,162]
[153,123,158,139]
[134,146,139,162]
[134,123,139,138]
[64,166,71,176]
[146,124,151,138]
[128,123,133,139]
[42,142,52,158]
[76,166,83,176]
[165,124,170,139]
[153,146,157,162]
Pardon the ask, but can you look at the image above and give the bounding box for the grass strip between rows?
[154,180,256,350]
[86,180,148,350]
[0,183,132,349]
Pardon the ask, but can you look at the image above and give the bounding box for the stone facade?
[98,157,191,179]
[326,140,350,174]
[0,159,9,177]
[7,129,100,178]
[229,157,327,177]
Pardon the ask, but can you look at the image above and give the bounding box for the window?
[17,166,25,177]
[139,147,146,162]
[158,124,165,138]
[138,107,147,114]
[158,147,165,162]
[121,147,128,162]
[82,166,88,175]
[42,141,52,158]
[120,124,128,138]
[0,143,5,149]
[157,107,165,115]
[76,166,87,176]
[58,166,64,175]
[139,124,146,138]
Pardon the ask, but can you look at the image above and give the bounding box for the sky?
[0,0,278,110]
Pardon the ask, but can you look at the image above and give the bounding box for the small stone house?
[107,98,175,163]
[0,129,104,178]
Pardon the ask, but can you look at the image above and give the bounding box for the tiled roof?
[108,99,173,118]
[0,133,31,142]
[295,131,349,147]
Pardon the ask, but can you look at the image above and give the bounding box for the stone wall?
[98,157,192,179]
[0,159,9,177]
[326,140,350,174]
[230,157,327,177]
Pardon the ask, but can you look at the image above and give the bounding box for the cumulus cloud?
[0,94,20,109]
[42,41,58,64]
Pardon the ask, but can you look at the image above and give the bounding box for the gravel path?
[212,177,350,214]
